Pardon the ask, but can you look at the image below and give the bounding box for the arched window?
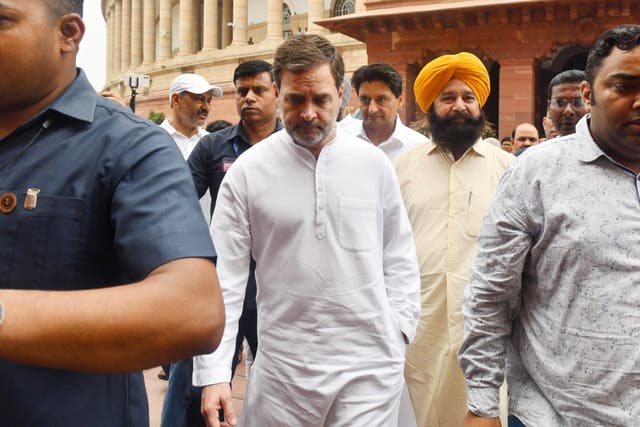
[333,0,355,17]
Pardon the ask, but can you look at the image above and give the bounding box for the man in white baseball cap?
[161,74,223,159]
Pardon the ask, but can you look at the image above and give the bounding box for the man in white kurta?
[194,34,420,427]
[395,53,513,427]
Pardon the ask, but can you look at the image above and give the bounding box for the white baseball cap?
[168,74,223,101]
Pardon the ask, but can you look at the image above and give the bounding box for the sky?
[77,2,107,91]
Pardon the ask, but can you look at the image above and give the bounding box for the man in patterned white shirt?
[459,24,640,427]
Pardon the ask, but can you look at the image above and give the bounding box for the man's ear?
[580,80,592,110]
[397,92,405,109]
[58,14,85,53]
[170,93,182,109]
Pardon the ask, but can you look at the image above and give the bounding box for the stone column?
[158,0,172,59]
[307,0,325,35]
[107,7,114,80]
[356,0,365,13]
[142,0,155,64]
[221,0,232,48]
[266,0,283,41]
[498,58,536,137]
[179,0,195,55]
[121,0,131,71]
[114,0,122,75]
[130,0,143,66]
[202,0,219,50]
[231,0,248,46]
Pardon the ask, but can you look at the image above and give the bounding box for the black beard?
[428,107,485,153]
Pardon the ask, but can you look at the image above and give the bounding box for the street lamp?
[123,74,151,113]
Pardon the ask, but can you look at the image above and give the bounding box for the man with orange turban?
[393,52,513,427]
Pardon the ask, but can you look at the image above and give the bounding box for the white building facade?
[101,0,366,121]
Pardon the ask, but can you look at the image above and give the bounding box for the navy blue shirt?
[0,70,215,427]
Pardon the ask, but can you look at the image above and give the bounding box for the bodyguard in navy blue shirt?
[0,2,225,426]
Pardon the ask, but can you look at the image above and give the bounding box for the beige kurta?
[394,139,513,427]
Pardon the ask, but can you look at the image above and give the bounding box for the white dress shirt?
[159,119,211,221]
[349,115,428,161]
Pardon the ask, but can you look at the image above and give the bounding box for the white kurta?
[194,128,420,426]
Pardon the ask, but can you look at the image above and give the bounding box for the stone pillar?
[114,0,122,75]
[179,0,195,55]
[498,58,536,137]
[307,0,325,35]
[107,7,114,80]
[130,0,143,66]
[158,0,172,59]
[266,0,283,41]
[202,0,219,50]
[221,0,232,48]
[356,0,365,13]
[121,0,131,71]
[142,0,155,64]
[231,0,248,46]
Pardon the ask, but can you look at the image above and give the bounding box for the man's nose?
[452,97,466,112]
[245,89,257,103]
[300,103,316,121]
[562,104,576,115]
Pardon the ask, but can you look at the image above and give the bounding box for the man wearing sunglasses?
[547,69,588,137]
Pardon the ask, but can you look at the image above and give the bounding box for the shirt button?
[0,192,17,213]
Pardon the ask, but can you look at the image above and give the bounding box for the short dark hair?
[206,120,233,133]
[233,60,273,84]
[351,63,403,98]
[46,0,83,18]
[586,25,640,87]
[547,69,585,98]
[273,34,344,91]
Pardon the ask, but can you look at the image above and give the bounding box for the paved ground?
[145,355,247,427]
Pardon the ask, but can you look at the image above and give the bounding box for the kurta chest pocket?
[338,197,376,252]
[465,191,491,238]
[3,193,86,290]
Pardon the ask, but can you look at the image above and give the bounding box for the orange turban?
[413,52,490,112]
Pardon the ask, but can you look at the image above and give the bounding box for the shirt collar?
[425,137,485,158]
[358,115,403,144]
[160,118,207,139]
[227,119,284,145]
[46,69,96,124]
[574,114,607,164]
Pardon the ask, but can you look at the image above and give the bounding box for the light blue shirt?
[459,115,640,425]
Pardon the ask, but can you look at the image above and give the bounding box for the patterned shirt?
[459,115,640,425]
